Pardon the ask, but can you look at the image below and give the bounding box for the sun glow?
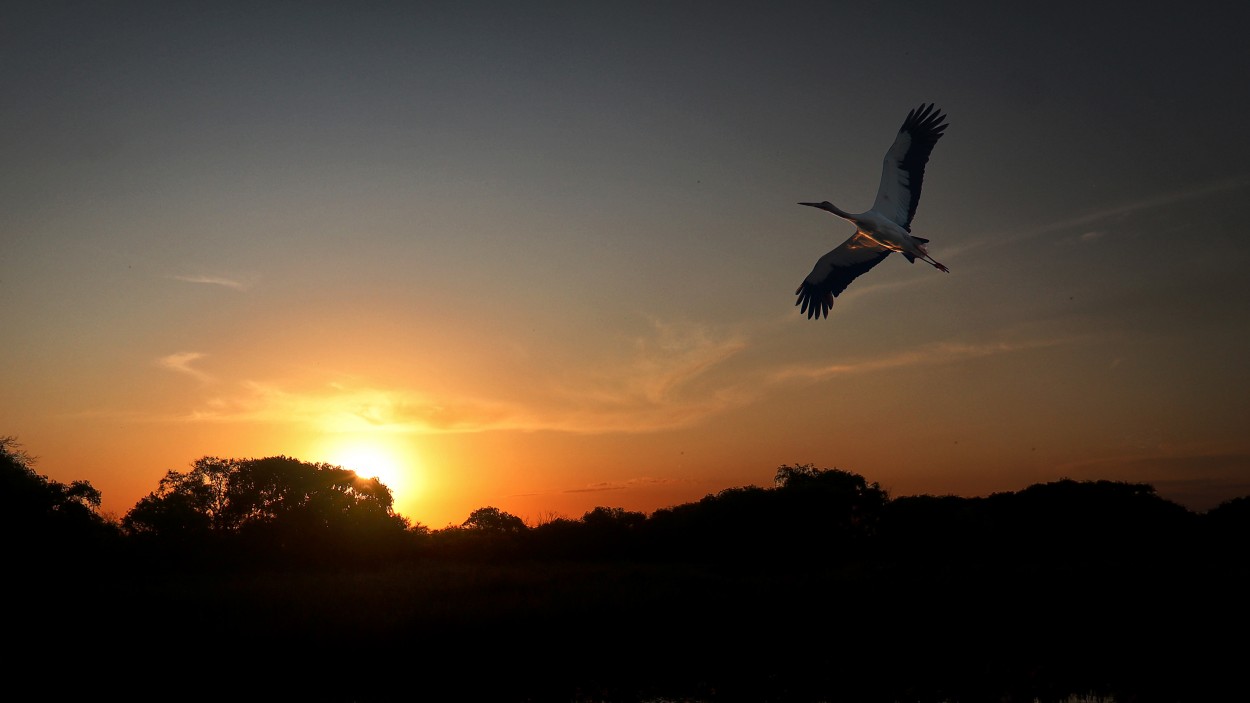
[317,436,419,505]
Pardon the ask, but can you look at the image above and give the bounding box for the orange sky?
[4,3,1249,529]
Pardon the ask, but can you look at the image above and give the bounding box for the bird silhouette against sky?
[795,103,949,319]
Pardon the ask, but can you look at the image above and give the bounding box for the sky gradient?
[4,1,1250,528]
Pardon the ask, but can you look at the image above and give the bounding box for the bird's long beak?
[798,202,821,208]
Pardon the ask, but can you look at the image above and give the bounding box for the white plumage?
[795,103,949,319]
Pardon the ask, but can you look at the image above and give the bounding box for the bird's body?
[795,103,949,319]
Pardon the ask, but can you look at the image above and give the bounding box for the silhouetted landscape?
[7,436,1248,702]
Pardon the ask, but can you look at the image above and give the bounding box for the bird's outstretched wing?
[795,232,891,319]
[871,103,947,231]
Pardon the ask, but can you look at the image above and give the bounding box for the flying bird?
[795,103,949,319]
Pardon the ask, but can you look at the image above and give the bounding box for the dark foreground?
[19,554,1247,702]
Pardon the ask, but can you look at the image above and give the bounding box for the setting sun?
[316,437,420,507]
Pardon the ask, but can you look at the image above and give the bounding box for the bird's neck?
[827,203,854,220]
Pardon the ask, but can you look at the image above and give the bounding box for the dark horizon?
[10,443,1248,702]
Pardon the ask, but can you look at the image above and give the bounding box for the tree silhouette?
[879,478,1198,569]
[574,506,647,559]
[461,506,526,533]
[879,493,988,565]
[1207,495,1250,534]
[638,466,891,563]
[982,478,1195,565]
[771,463,889,551]
[122,455,410,561]
[1,436,116,562]
[122,457,235,538]
[582,506,646,531]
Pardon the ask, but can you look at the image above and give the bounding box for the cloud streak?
[157,352,213,383]
[178,381,514,432]
[535,319,752,432]
[766,338,1070,384]
[169,274,252,291]
[139,315,1077,438]
[159,321,753,434]
[152,336,1064,436]
[951,176,1250,256]
[561,477,687,494]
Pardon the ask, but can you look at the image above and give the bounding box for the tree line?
[5,435,1248,571]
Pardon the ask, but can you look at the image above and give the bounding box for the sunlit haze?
[4,2,1249,528]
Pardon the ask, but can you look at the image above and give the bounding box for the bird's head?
[799,200,854,221]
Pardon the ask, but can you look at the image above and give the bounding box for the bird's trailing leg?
[913,241,949,272]
[909,253,950,272]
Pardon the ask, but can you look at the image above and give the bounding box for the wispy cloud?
[177,381,513,432]
[167,376,746,435]
[951,176,1250,256]
[561,477,686,494]
[533,319,753,432]
[168,274,252,291]
[141,321,754,434]
[141,322,1076,438]
[157,352,213,383]
[767,338,1069,384]
[562,483,626,494]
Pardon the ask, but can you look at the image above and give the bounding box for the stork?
[795,103,949,319]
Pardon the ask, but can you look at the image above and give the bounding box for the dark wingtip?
[795,288,832,319]
[903,102,948,137]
